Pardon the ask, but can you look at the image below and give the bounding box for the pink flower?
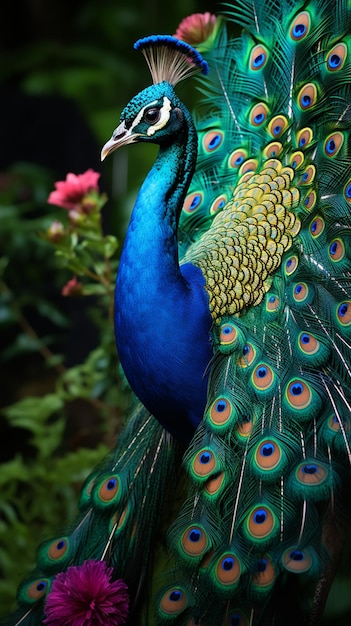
[174,12,217,46]
[43,560,129,626]
[61,277,83,297]
[48,170,101,211]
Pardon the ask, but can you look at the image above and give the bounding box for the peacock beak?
[101,121,141,160]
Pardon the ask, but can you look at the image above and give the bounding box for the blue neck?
[114,108,212,442]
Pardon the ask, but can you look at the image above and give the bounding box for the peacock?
[5,0,351,624]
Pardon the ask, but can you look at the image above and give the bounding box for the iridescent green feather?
[168,1,351,623]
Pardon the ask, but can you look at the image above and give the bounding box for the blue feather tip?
[134,35,209,86]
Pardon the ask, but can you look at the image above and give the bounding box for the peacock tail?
[5,404,182,626]
[6,0,351,624]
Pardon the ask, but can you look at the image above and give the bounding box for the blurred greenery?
[0,162,125,612]
[1,0,351,623]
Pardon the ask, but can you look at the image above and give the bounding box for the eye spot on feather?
[267,115,288,138]
[289,151,304,169]
[228,148,248,169]
[299,165,315,184]
[219,323,238,345]
[324,132,344,157]
[252,556,275,588]
[304,190,316,210]
[25,579,49,602]
[336,301,351,325]
[282,548,313,573]
[181,525,208,556]
[246,506,276,539]
[183,191,204,213]
[289,11,311,41]
[266,294,280,312]
[286,380,312,409]
[160,588,188,615]
[202,130,224,152]
[47,538,69,561]
[298,332,319,355]
[98,476,120,502]
[210,194,227,214]
[284,255,298,276]
[309,216,324,237]
[192,449,217,477]
[204,471,225,495]
[328,238,345,262]
[326,43,347,71]
[255,440,282,470]
[237,342,256,367]
[209,397,233,426]
[296,462,328,485]
[293,282,308,302]
[296,127,313,149]
[263,141,283,158]
[249,44,268,70]
[249,103,269,126]
[225,609,249,626]
[238,158,259,176]
[344,181,351,202]
[328,414,341,432]
[252,364,275,391]
[215,554,241,585]
[297,83,317,110]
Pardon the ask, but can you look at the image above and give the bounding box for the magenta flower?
[174,12,217,46]
[43,560,129,626]
[48,170,101,211]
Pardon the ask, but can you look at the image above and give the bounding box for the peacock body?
[6,0,351,624]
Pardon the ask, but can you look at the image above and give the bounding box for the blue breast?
[115,259,213,442]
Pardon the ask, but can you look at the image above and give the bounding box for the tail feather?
[8,403,182,626]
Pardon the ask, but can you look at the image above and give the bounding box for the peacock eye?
[143,107,161,124]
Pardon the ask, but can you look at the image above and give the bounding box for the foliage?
[0,165,127,614]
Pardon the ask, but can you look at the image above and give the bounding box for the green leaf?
[103,235,119,258]
[3,394,64,428]
[82,283,108,296]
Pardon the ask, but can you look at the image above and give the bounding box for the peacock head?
[101,35,208,160]
[101,83,184,158]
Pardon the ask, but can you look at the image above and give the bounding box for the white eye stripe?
[128,96,172,136]
[147,97,172,136]
[129,99,158,132]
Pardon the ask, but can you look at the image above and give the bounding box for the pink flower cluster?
[48,169,100,212]
[174,12,217,46]
[43,560,129,626]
